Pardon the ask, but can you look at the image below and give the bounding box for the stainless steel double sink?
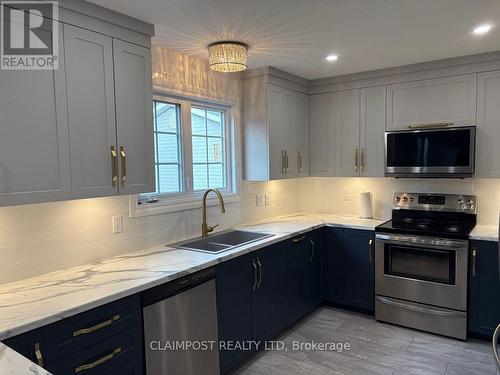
[170,230,274,254]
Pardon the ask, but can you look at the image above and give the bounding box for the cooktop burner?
[375,193,477,240]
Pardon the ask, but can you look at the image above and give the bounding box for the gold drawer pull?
[74,347,121,373]
[292,235,306,243]
[111,146,118,187]
[120,146,127,187]
[73,315,120,337]
[34,342,44,368]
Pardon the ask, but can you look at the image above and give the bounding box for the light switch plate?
[112,215,123,234]
[265,195,270,206]
[256,194,263,207]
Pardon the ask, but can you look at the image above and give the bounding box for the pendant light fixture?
[208,41,248,73]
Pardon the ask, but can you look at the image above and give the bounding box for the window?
[138,95,235,210]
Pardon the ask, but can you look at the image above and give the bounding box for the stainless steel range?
[375,193,477,340]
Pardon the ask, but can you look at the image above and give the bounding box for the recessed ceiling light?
[473,24,493,35]
[326,54,338,62]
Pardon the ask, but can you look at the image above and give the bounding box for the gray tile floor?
[234,307,498,375]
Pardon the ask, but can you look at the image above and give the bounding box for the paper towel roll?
[360,191,373,219]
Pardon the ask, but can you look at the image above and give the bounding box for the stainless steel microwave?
[385,126,476,178]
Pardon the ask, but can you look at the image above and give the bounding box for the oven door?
[375,233,468,310]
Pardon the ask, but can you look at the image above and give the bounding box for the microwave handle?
[408,122,453,129]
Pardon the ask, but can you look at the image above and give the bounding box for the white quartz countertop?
[470,224,499,242]
[0,343,51,375]
[0,213,385,343]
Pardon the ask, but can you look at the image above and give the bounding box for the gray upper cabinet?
[309,93,334,177]
[0,23,71,206]
[477,70,500,178]
[243,75,308,181]
[113,39,155,195]
[386,74,477,130]
[64,25,118,199]
[335,86,386,177]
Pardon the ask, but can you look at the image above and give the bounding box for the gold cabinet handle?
[369,239,373,264]
[111,146,118,187]
[408,122,453,129]
[73,315,120,337]
[252,258,258,291]
[472,247,477,277]
[281,150,285,174]
[355,149,359,173]
[284,150,289,173]
[292,235,306,243]
[309,238,315,262]
[298,150,302,173]
[257,257,262,289]
[75,347,121,373]
[120,146,127,187]
[34,342,44,368]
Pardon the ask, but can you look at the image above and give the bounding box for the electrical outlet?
[265,194,270,206]
[112,215,123,234]
[256,194,263,207]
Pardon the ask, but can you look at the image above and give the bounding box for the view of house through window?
[144,97,231,203]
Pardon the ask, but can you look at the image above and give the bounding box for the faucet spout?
[201,189,226,237]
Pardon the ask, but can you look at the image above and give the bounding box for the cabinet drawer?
[45,294,141,362]
[45,325,143,375]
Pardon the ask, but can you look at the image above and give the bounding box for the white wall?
[299,177,500,225]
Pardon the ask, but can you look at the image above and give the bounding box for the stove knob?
[457,199,465,205]
[395,197,401,203]
[409,197,414,202]
[403,197,408,203]
[466,200,474,206]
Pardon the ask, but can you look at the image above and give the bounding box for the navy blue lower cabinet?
[216,253,255,373]
[284,234,309,325]
[306,229,324,309]
[254,243,285,342]
[469,240,500,337]
[324,227,375,313]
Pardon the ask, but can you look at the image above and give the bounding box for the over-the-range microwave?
[385,125,476,178]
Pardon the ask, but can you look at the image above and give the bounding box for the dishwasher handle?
[142,267,216,307]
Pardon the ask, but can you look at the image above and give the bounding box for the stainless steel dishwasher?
[142,267,219,375]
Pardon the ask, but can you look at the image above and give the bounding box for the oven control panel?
[393,193,476,214]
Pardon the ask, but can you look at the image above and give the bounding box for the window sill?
[129,193,241,218]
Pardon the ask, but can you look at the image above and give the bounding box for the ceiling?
[88,0,500,80]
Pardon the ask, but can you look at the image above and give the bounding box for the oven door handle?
[375,233,468,250]
[376,296,464,317]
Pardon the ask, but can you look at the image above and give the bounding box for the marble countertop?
[470,224,499,242]
[0,343,51,375]
[0,213,385,343]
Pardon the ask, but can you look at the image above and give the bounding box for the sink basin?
[171,230,274,254]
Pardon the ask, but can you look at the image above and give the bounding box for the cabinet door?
[386,74,477,130]
[267,84,286,180]
[360,86,386,177]
[64,25,118,199]
[284,236,309,325]
[216,254,255,373]
[469,241,500,336]
[297,93,309,177]
[309,93,334,176]
[283,89,299,177]
[335,89,360,177]
[477,71,500,178]
[113,39,155,195]
[254,243,285,341]
[307,230,323,309]
[0,23,70,206]
[343,229,375,312]
[324,228,345,304]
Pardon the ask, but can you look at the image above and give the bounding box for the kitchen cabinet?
[242,76,308,180]
[476,70,500,178]
[335,86,386,177]
[2,294,143,374]
[0,23,71,206]
[216,242,285,373]
[307,229,324,308]
[386,74,477,130]
[324,228,375,312]
[309,92,334,176]
[0,10,154,206]
[469,240,500,337]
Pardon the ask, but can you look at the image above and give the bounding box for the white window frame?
[130,93,239,217]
